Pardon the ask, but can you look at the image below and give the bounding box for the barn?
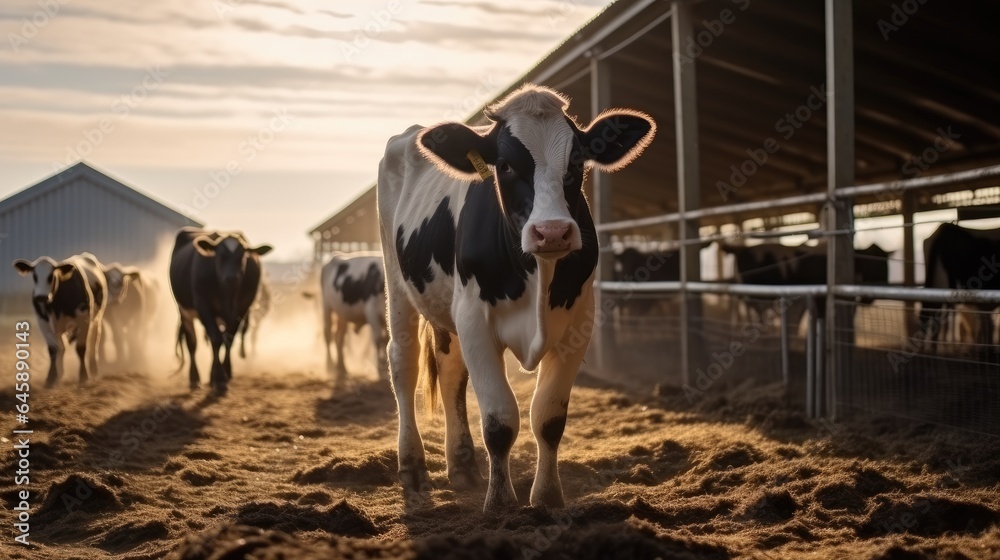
[308,0,1000,435]
[0,161,201,314]
[309,188,379,262]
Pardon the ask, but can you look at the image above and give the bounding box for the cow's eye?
[497,162,513,174]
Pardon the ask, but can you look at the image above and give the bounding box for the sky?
[0,0,607,261]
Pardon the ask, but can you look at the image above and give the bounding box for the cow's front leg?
[76,320,92,384]
[85,313,102,380]
[433,328,482,489]
[529,333,587,508]
[180,314,200,389]
[38,317,62,387]
[459,321,518,512]
[200,311,227,395]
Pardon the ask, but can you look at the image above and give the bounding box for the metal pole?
[589,51,614,373]
[672,0,703,389]
[816,316,826,417]
[825,0,855,423]
[902,191,917,335]
[780,297,790,386]
[806,296,816,418]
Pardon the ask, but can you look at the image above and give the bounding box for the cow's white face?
[418,87,655,262]
[12,257,76,311]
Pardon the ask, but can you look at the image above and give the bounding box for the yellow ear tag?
[466,150,493,181]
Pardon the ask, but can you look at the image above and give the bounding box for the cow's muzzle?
[525,219,580,259]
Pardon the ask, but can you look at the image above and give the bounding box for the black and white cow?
[168,227,272,394]
[319,252,387,378]
[378,85,655,511]
[12,253,108,386]
[919,223,1000,349]
[101,263,152,368]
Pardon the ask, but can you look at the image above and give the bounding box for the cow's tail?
[419,319,440,417]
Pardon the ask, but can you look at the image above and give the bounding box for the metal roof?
[0,161,202,228]
[309,0,1000,236]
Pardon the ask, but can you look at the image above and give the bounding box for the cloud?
[421,0,555,18]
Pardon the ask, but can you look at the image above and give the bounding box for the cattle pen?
[304,0,1000,438]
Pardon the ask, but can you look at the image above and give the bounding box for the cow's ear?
[12,259,34,275]
[55,263,76,281]
[417,123,498,180]
[193,236,218,257]
[251,245,273,256]
[579,110,656,172]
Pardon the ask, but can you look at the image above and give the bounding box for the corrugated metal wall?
[0,179,187,310]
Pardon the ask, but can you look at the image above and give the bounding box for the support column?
[672,1,703,388]
[902,191,917,334]
[590,51,615,373]
[824,0,855,421]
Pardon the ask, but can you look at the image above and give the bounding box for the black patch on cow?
[432,326,451,355]
[335,262,384,304]
[550,195,599,309]
[396,197,455,293]
[456,177,537,305]
[494,127,536,233]
[483,415,514,458]
[44,269,94,319]
[541,415,567,451]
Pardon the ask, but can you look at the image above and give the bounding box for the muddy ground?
[1,346,999,559]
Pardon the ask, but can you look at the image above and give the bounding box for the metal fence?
[595,282,1000,435]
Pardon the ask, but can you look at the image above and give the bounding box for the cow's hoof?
[211,383,228,397]
[449,466,484,490]
[483,482,518,514]
[529,484,565,509]
[400,467,433,507]
[189,381,200,391]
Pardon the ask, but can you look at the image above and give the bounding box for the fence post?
[780,296,789,387]
[824,0,856,423]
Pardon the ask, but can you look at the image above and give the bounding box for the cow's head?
[193,233,272,289]
[12,257,77,313]
[418,85,655,260]
[103,263,142,304]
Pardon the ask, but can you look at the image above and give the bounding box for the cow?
[168,227,272,394]
[722,242,891,330]
[319,252,388,378]
[238,277,271,359]
[918,223,1000,352]
[613,247,680,283]
[12,253,108,386]
[377,84,655,512]
[101,263,152,368]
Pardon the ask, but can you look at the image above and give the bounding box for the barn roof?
[0,161,202,227]
[311,0,1000,237]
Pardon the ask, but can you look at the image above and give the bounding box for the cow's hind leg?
[386,292,430,501]
[431,327,482,489]
[323,308,336,374]
[334,315,349,376]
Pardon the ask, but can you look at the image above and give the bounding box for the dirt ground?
[2,338,999,560]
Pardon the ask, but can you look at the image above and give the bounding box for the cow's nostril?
[561,227,572,241]
[531,226,545,242]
